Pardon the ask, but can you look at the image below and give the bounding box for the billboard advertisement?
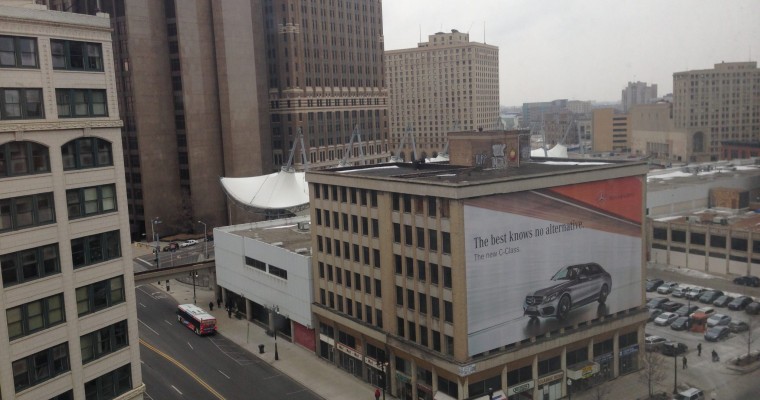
[464,177,643,356]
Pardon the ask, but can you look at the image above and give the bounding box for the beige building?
[306,132,648,400]
[673,61,760,162]
[42,0,388,238]
[386,30,499,159]
[621,81,657,113]
[0,3,143,399]
[592,108,629,152]
[628,102,688,162]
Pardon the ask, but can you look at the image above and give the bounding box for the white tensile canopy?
[220,170,309,211]
[531,143,568,158]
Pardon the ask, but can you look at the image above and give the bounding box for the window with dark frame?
[50,39,103,71]
[56,88,107,118]
[1,88,44,120]
[0,35,38,68]
[0,141,50,178]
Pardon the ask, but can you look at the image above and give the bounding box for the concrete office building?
[386,30,499,159]
[621,81,657,113]
[306,131,648,400]
[628,102,689,163]
[0,3,143,399]
[45,0,388,238]
[673,61,760,162]
[592,108,629,153]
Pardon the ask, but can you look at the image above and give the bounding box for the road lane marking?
[137,258,153,267]
[171,385,183,395]
[138,319,159,336]
[187,341,194,350]
[165,320,173,326]
[141,339,225,400]
[218,370,231,379]
[139,302,147,308]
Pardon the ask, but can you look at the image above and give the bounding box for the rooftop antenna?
[483,21,486,44]
[419,25,421,42]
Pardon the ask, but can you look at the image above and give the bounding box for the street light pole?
[191,270,197,304]
[197,220,208,260]
[673,351,678,394]
[151,217,161,268]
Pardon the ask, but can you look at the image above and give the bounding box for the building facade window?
[50,39,103,71]
[76,275,125,316]
[1,243,60,287]
[0,141,50,177]
[56,88,107,117]
[84,363,132,400]
[80,320,129,363]
[71,230,121,268]
[0,192,55,232]
[61,137,113,170]
[67,184,117,219]
[12,343,69,393]
[1,88,44,119]
[0,35,38,68]
[6,293,65,340]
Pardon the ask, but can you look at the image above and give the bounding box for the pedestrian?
[682,356,687,369]
[208,301,214,311]
[697,343,702,356]
[374,388,381,400]
[227,306,232,318]
[217,298,222,308]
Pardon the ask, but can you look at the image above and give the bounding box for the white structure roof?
[531,143,568,158]
[220,170,309,211]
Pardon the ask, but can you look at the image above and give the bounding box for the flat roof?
[220,217,312,255]
[647,160,760,191]
[653,208,760,233]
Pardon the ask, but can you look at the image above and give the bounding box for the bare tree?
[590,383,611,400]
[638,350,668,398]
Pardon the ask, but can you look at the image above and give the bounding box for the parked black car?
[733,275,760,287]
[728,320,749,333]
[713,295,734,308]
[648,308,663,323]
[523,263,612,320]
[661,341,688,356]
[746,302,760,315]
[646,297,670,309]
[675,304,699,317]
[699,290,724,304]
[728,296,753,311]
[646,279,664,292]
[704,325,730,342]
[670,316,691,331]
[661,301,684,312]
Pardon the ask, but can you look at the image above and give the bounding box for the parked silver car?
[523,263,611,320]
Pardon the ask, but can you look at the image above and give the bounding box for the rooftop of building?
[217,216,312,255]
[646,158,760,191]
[653,208,760,233]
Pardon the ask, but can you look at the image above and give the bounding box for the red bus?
[177,304,217,335]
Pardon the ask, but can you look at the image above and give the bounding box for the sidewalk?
[155,279,382,400]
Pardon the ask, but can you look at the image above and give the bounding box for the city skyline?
[382,0,760,105]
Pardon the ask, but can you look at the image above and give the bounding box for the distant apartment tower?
[621,81,657,112]
[386,29,499,159]
[521,99,591,147]
[46,0,388,237]
[1,3,143,399]
[673,61,760,161]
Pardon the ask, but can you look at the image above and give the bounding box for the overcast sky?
[381,0,760,106]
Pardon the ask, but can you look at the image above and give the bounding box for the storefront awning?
[566,360,600,380]
[472,390,507,400]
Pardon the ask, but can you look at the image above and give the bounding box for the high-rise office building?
[0,3,143,399]
[386,30,499,159]
[621,81,657,112]
[673,61,760,161]
[43,0,388,237]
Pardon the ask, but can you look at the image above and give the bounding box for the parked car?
[699,290,724,304]
[647,297,670,309]
[162,242,180,252]
[180,239,199,248]
[733,275,760,287]
[523,263,612,320]
[691,306,715,318]
[670,316,691,331]
[675,388,705,400]
[706,313,731,327]
[654,311,679,326]
[686,287,706,300]
[648,308,663,323]
[645,335,668,352]
[661,301,684,312]
[728,320,749,333]
[728,296,754,311]
[712,295,734,308]
[675,304,699,317]
[704,325,730,341]
[746,302,760,315]
[646,278,664,292]
[656,281,679,294]
[660,341,688,356]
[672,287,689,298]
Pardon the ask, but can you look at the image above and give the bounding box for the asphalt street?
[136,284,322,400]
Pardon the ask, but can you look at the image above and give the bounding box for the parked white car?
[180,239,199,248]
[656,282,679,294]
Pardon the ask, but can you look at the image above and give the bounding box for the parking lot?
[644,266,760,398]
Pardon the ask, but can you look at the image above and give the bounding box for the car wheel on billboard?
[557,295,571,320]
[598,284,609,304]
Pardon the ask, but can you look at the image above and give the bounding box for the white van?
[675,388,704,400]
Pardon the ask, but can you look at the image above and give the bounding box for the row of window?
[393,224,451,253]
[1,35,103,71]
[392,193,450,218]
[0,138,113,179]
[313,183,378,206]
[318,262,381,296]
[6,275,125,342]
[394,255,453,288]
[0,88,108,120]
[395,286,453,323]
[653,227,759,252]
[315,235,381,268]
[314,209,379,237]
[244,256,288,280]
[319,289,383,330]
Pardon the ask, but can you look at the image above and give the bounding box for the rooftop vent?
[297,221,311,231]
[295,248,310,255]
[271,241,284,247]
